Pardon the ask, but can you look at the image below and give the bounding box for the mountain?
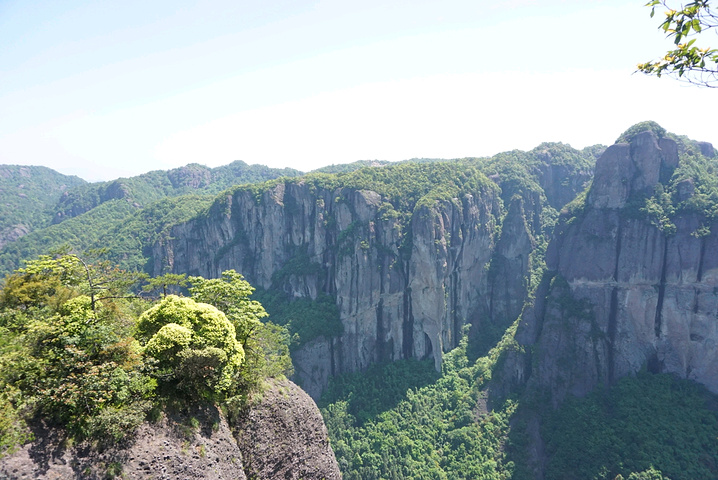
[0,165,85,249]
[3,123,717,479]
[0,161,302,275]
[145,123,718,479]
[509,126,718,401]
[149,143,597,397]
[51,161,302,224]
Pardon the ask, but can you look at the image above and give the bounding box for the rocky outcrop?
[0,224,30,250]
[486,197,535,333]
[53,180,133,223]
[515,131,718,403]
[0,380,340,480]
[532,146,596,210]
[232,379,341,480]
[153,179,505,396]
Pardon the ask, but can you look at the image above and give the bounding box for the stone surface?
[588,131,678,209]
[0,408,247,480]
[233,379,341,480]
[152,180,506,395]
[515,131,718,403]
[0,380,340,480]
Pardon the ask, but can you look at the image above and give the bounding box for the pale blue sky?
[1,0,715,181]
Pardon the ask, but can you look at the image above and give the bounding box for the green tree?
[142,272,188,298]
[0,254,154,444]
[136,295,244,400]
[188,270,267,345]
[187,271,292,391]
[638,1,718,87]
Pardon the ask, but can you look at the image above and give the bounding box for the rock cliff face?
[150,150,596,397]
[515,131,718,402]
[232,379,341,480]
[0,380,340,480]
[152,175,521,396]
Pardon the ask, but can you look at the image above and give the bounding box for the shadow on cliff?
[316,358,438,425]
[501,372,718,480]
[466,319,516,363]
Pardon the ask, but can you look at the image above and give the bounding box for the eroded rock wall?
[153,180,506,396]
[0,380,340,480]
[515,131,718,402]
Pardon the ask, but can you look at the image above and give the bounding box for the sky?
[1,0,716,182]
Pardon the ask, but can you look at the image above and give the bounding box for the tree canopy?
[0,253,291,453]
[137,295,245,400]
[638,1,718,87]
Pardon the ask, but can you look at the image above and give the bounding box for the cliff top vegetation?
[0,252,291,456]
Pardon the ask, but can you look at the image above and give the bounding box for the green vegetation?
[98,195,214,271]
[53,161,301,222]
[0,254,153,443]
[4,127,716,480]
[617,122,718,235]
[542,372,718,480]
[0,253,291,453]
[311,160,393,174]
[615,120,668,143]
[0,200,137,275]
[558,122,718,239]
[188,270,267,344]
[321,327,520,480]
[318,358,439,426]
[0,165,85,244]
[320,324,718,480]
[638,1,718,87]
[0,161,301,276]
[231,160,498,220]
[136,296,245,400]
[254,290,342,350]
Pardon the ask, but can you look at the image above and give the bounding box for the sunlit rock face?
[514,131,718,403]
[152,178,531,397]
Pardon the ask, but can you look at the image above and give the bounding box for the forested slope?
[0,161,301,275]
[0,165,85,249]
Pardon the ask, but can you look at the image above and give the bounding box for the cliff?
[0,380,340,480]
[151,155,594,397]
[513,129,718,403]
[152,169,500,396]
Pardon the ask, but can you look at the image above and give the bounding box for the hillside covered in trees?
[0,161,302,275]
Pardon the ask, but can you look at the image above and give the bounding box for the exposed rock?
[675,178,696,202]
[486,196,535,331]
[532,150,594,210]
[168,164,212,189]
[0,408,246,480]
[515,130,718,403]
[232,379,341,480]
[152,180,504,394]
[101,180,132,203]
[0,224,30,250]
[0,380,339,480]
[698,141,716,158]
[292,336,336,399]
[588,131,678,209]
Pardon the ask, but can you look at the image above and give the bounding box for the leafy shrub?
[136,295,244,400]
